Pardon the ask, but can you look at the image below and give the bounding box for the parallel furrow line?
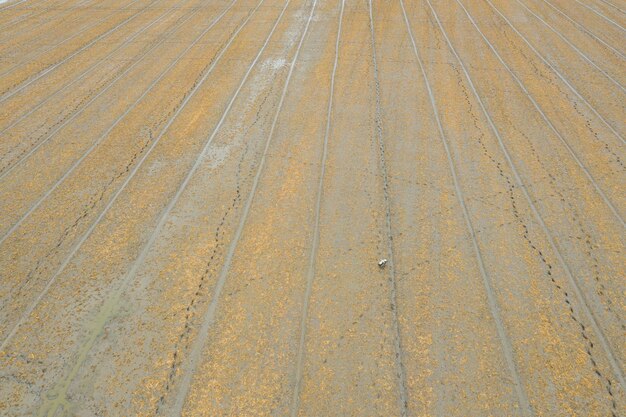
[0,0,180,138]
[573,0,626,32]
[367,0,409,414]
[403,0,533,415]
[290,0,344,414]
[0,0,218,245]
[0,0,158,102]
[169,0,317,413]
[539,0,625,60]
[484,0,625,143]
[0,0,193,179]
[512,0,624,92]
[466,0,625,227]
[428,0,626,391]
[0,0,238,354]
[0,0,93,39]
[0,0,134,78]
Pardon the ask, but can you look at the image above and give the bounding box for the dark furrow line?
[0,3,181,173]
[479,0,625,145]
[538,0,626,60]
[155,80,275,415]
[500,27,625,173]
[0,0,240,353]
[0,0,157,102]
[458,45,609,417]
[18,0,283,413]
[458,59,535,414]
[427,0,625,396]
[367,0,409,414]
[290,0,343,414]
[31,1,265,414]
[460,0,625,240]
[510,0,625,92]
[401,1,533,414]
[0,127,155,308]
[362,167,441,193]
[167,0,317,412]
[509,121,625,332]
[0,0,228,245]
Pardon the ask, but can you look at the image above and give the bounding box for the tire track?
[0,0,73,30]
[367,0,409,414]
[401,1,533,414]
[427,0,626,397]
[510,0,624,92]
[0,0,157,102]
[166,0,317,412]
[0,0,241,353]
[290,0,343,415]
[0,0,202,181]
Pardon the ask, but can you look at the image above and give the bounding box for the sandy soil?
[0,0,624,414]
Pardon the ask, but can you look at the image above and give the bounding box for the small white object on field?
[378,259,388,268]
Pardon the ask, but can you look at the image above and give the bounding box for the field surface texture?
[0,0,625,415]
